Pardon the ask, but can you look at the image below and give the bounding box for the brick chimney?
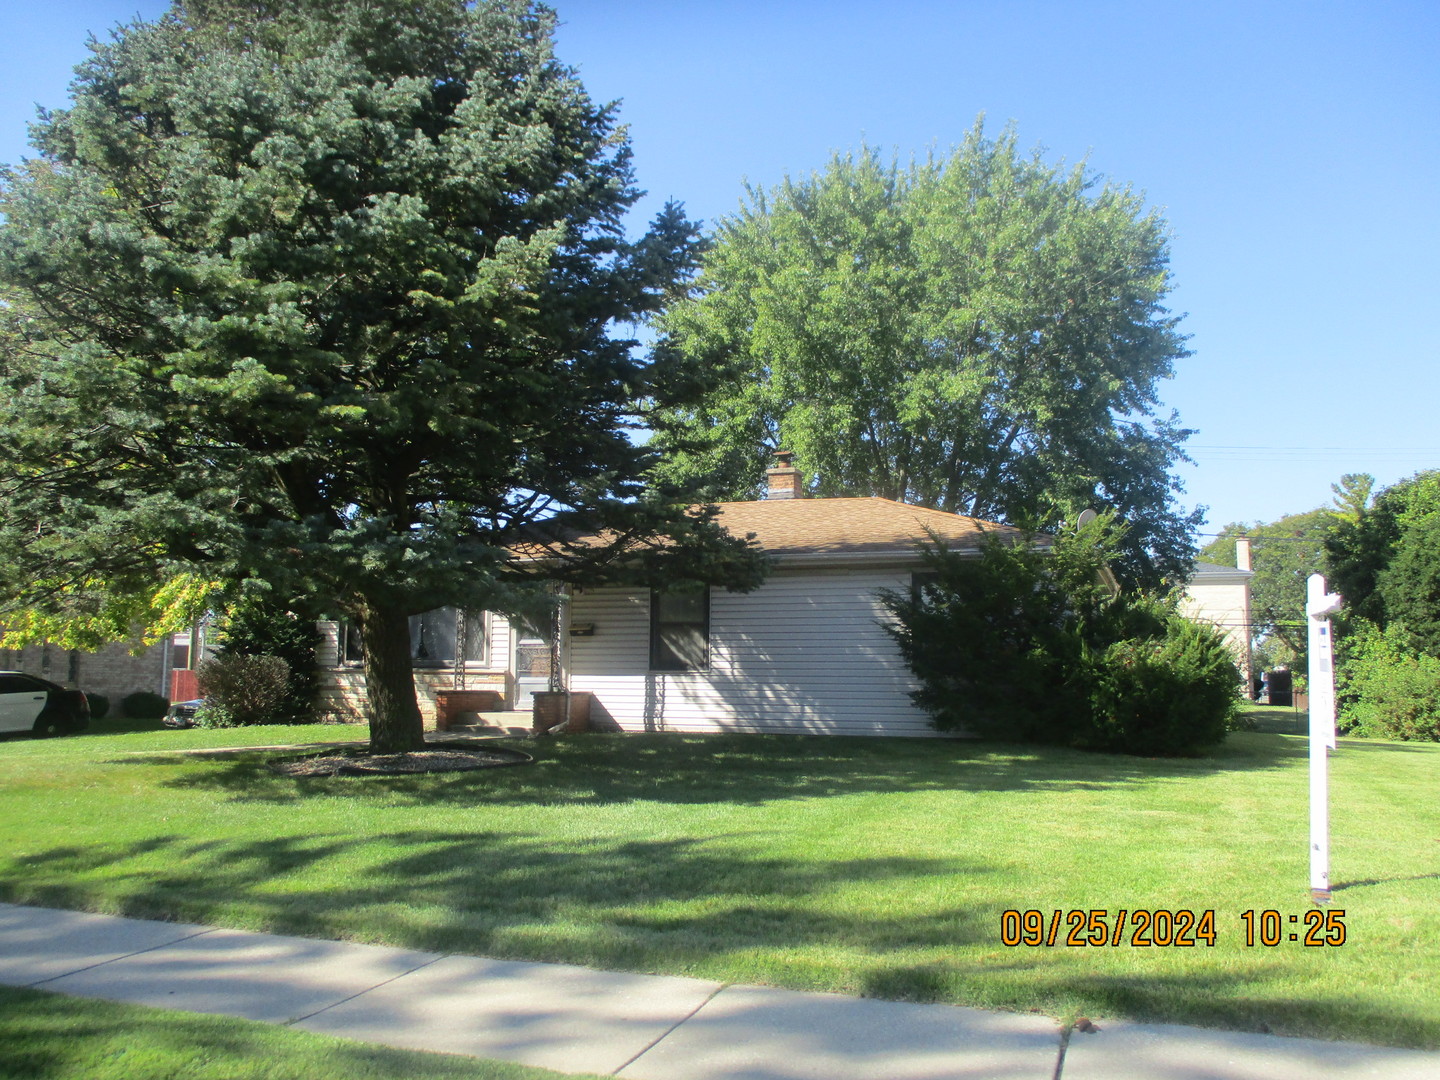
[765,450,803,500]
[1235,536,1253,572]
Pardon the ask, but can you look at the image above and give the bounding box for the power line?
[1191,444,1439,452]
[1187,445,1439,465]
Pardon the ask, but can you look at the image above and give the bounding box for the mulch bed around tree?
[270,744,533,777]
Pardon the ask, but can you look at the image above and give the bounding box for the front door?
[513,631,552,711]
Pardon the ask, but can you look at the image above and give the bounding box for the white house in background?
[1180,537,1255,695]
[316,454,1022,734]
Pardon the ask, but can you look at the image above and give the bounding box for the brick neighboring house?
[0,631,198,702]
[315,609,514,723]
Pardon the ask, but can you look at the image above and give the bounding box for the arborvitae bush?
[213,593,319,721]
[121,691,169,718]
[86,693,110,720]
[1083,615,1240,755]
[196,653,291,727]
[884,519,1237,756]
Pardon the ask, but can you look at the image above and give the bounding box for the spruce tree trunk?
[358,601,426,753]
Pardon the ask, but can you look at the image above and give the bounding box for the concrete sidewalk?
[1,903,1435,1080]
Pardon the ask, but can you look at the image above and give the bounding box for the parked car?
[162,699,203,728]
[0,671,90,736]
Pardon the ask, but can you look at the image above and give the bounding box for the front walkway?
[2,903,1436,1079]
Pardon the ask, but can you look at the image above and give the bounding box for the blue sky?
[3,1,1437,535]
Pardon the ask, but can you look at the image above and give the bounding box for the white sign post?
[1306,573,1342,904]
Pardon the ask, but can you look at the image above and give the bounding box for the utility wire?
[1190,444,1439,452]
[1189,444,1440,460]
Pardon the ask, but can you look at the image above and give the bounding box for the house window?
[409,608,485,667]
[649,587,709,672]
[339,622,365,665]
[339,608,485,667]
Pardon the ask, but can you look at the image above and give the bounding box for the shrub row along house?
[317,455,1027,735]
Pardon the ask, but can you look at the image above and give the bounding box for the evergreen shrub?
[1083,616,1240,755]
[213,593,319,721]
[884,519,1237,756]
[86,693,110,720]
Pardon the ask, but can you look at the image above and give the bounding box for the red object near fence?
[170,668,199,702]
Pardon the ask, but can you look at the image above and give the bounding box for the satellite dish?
[1076,509,1098,528]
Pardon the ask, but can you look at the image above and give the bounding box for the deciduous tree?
[650,123,1200,586]
[1328,470,1440,653]
[1322,471,1440,739]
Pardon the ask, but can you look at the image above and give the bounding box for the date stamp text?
[998,909,1347,947]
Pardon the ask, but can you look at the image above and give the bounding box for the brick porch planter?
[434,689,505,731]
[531,691,593,735]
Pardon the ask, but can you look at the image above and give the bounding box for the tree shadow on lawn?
[82,716,175,737]
[115,730,1310,809]
[7,825,1433,1049]
[6,826,1001,959]
[0,984,593,1080]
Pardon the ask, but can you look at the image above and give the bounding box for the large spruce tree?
[0,1,761,751]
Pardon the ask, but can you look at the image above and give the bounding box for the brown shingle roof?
[708,497,1021,558]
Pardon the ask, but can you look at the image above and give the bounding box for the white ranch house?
[318,458,1025,735]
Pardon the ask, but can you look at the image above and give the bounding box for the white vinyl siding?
[567,567,935,736]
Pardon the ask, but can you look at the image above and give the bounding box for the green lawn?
[1,710,1437,1049]
[0,985,607,1080]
